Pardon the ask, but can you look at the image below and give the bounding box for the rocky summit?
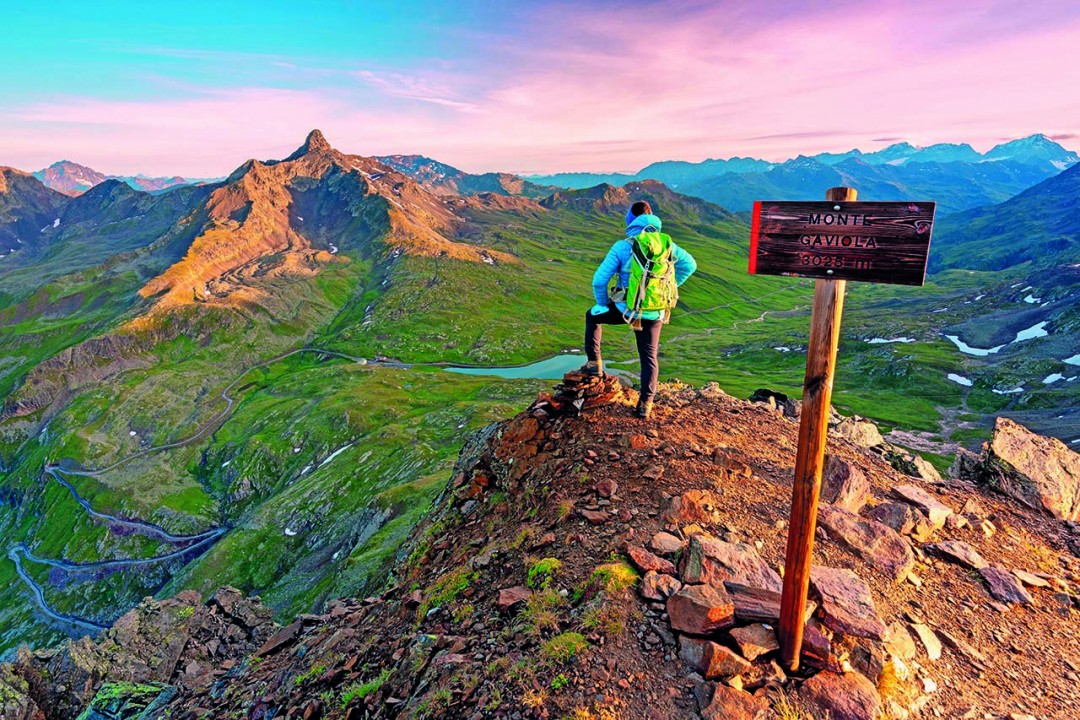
[4,374,1078,719]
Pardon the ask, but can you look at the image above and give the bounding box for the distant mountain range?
[527,134,1079,214]
[32,160,214,196]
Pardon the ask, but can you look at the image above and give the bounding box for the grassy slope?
[2,183,1076,655]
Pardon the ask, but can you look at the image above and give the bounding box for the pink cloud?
[2,1,1078,176]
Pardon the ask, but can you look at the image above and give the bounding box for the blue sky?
[2,0,1078,176]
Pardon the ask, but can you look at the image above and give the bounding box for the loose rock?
[810,566,887,640]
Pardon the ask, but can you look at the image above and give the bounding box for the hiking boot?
[635,400,654,419]
[583,359,604,377]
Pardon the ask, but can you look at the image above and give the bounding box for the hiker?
[584,201,697,419]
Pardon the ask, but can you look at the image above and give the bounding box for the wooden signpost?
[748,187,936,671]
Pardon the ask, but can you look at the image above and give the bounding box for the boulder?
[724,582,815,624]
[883,622,918,661]
[0,664,40,720]
[729,624,779,662]
[640,571,682,601]
[800,670,881,720]
[868,502,919,536]
[678,636,752,678]
[74,682,177,720]
[667,584,735,635]
[625,544,676,575]
[649,531,685,555]
[663,489,724,528]
[832,416,885,448]
[928,540,988,570]
[698,682,773,720]
[982,417,1080,521]
[497,586,532,613]
[818,504,915,581]
[892,485,953,529]
[821,455,870,512]
[980,565,1034,604]
[810,566,887,640]
[909,623,942,661]
[681,535,783,593]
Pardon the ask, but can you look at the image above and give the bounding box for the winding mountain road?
[12,347,373,633]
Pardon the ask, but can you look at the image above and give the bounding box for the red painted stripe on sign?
[748,201,762,274]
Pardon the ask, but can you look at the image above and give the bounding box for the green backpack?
[626,229,678,319]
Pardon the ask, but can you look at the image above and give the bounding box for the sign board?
[749,201,936,286]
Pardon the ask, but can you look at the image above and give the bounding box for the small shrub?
[522,588,564,636]
[528,557,563,588]
[550,673,569,691]
[340,669,390,707]
[523,688,548,708]
[589,562,639,594]
[774,689,817,720]
[541,632,588,663]
[418,567,474,617]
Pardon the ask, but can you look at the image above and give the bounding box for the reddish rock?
[980,565,1034,604]
[810,566,887,640]
[699,683,772,720]
[909,623,942,661]
[802,619,840,672]
[893,485,953,529]
[650,531,685,555]
[497,586,532,613]
[626,544,677,575]
[800,670,881,720]
[640,571,682,601]
[667,584,735,635]
[724,582,816,624]
[883,622,918,661]
[662,489,723,527]
[868,502,919,536]
[928,540,989,570]
[729,624,778,661]
[255,621,302,657]
[630,434,650,449]
[595,478,618,498]
[821,455,870,512]
[818,504,914,581]
[579,508,610,524]
[681,535,783,593]
[984,417,1080,521]
[678,636,752,678]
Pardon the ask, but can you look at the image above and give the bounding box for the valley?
[1,131,1077,661]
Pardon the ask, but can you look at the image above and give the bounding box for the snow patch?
[1064,354,1080,366]
[1043,373,1064,385]
[284,527,297,537]
[1023,294,1040,304]
[944,335,1003,356]
[774,346,792,352]
[318,442,354,468]
[867,337,915,344]
[129,431,137,437]
[1013,322,1048,342]
[53,218,60,228]
[947,373,973,387]
[992,387,1024,395]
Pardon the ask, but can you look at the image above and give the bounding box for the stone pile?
[628,489,896,720]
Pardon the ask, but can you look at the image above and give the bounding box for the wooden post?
[778,186,856,671]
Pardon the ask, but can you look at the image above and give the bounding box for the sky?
[2,0,1079,176]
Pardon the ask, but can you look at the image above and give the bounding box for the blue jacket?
[592,213,698,320]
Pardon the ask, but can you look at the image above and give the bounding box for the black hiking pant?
[584,304,662,403]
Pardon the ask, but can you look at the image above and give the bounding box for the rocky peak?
[285,129,334,161]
